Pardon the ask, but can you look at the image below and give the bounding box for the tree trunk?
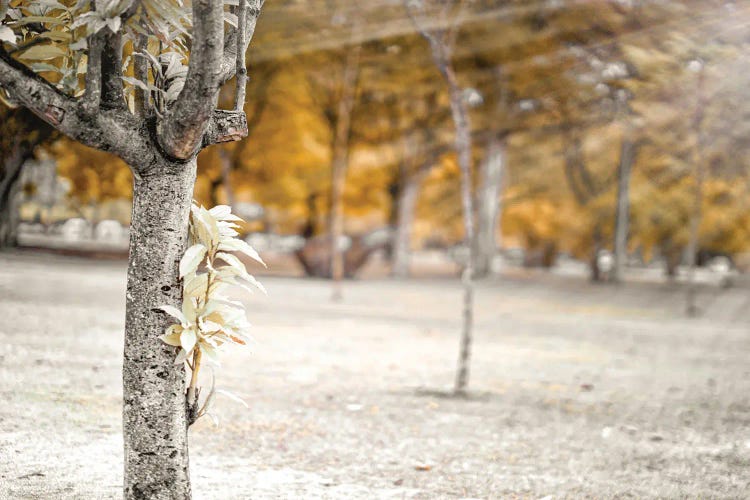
[444,70,475,395]
[474,137,505,279]
[0,144,26,248]
[123,159,196,499]
[329,41,361,301]
[612,138,636,283]
[590,223,603,282]
[685,166,703,316]
[392,168,424,278]
[686,66,705,317]
[0,108,54,248]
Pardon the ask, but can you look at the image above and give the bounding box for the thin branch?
[219,0,262,86]
[133,33,149,117]
[82,32,105,114]
[101,30,125,109]
[234,0,249,111]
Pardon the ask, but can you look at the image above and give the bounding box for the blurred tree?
[0,105,54,247]
[406,0,477,394]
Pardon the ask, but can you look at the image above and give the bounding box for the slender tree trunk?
[612,138,636,283]
[590,223,603,282]
[123,159,196,499]
[474,137,505,279]
[329,41,361,301]
[685,164,703,317]
[0,145,26,248]
[443,69,475,395]
[392,169,424,278]
[686,66,705,317]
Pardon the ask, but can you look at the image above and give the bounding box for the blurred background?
[3,0,750,290]
[3,0,750,497]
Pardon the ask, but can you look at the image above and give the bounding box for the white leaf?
[216,389,249,408]
[174,348,189,365]
[180,243,206,278]
[237,274,267,295]
[200,342,220,366]
[191,205,219,248]
[218,238,266,267]
[180,327,197,353]
[182,296,197,324]
[158,305,186,324]
[209,205,232,219]
[165,78,185,104]
[200,320,223,333]
[160,324,183,346]
[105,16,121,33]
[205,412,219,426]
[184,272,209,298]
[121,75,150,91]
[0,26,17,45]
[215,252,247,276]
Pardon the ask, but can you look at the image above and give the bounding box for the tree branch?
[101,30,125,110]
[157,0,225,160]
[234,0,249,111]
[133,33,149,117]
[0,48,77,132]
[219,0,262,86]
[0,47,151,167]
[82,31,105,114]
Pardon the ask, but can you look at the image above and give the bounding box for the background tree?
[0,105,54,247]
[406,0,477,394]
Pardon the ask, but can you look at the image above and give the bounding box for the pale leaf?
[216,389,249,408]
[158,305,186,324]
[180,243,206,278]
[180,327,197,353]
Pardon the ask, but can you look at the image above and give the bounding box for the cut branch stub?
[202,109,248,147]
[44,104,65,125]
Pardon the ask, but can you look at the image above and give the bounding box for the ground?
[0,250,749,499]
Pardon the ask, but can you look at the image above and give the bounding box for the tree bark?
[612,138,636,283]
[392,168,424,278]
[474,137,505,279]
[123,159,196,499]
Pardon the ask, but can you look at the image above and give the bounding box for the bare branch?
[82,32,105,114]
[102,30,125,109]
[157,0,225,160]
[219,0,262,86]
[233,0,249,111]
[133,33,149,117]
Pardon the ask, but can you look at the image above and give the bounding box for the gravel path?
[1,251,749,499]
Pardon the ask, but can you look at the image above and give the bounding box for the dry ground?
[1,250,749,499]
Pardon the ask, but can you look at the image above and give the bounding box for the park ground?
[0,250,749,499]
